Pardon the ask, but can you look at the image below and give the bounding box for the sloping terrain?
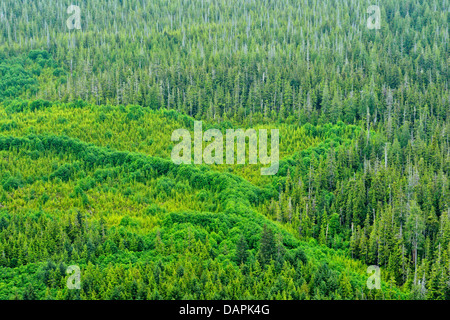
[0,101,407,299]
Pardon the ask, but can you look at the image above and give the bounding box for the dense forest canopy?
[0,0,448,300]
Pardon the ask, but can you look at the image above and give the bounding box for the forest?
[0,0,448,300]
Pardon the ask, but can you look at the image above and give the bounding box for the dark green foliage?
[49,163,79,182]
[258,225,277,267]
[235,234,249,265]
[22,284,37,300]
[2,177,22,191]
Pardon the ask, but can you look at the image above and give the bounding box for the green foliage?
[0,0,448,301]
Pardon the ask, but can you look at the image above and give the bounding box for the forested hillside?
[0,0,448,300]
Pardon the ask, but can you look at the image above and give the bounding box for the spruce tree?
[258,225,276,267]
[235,234,249,265]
